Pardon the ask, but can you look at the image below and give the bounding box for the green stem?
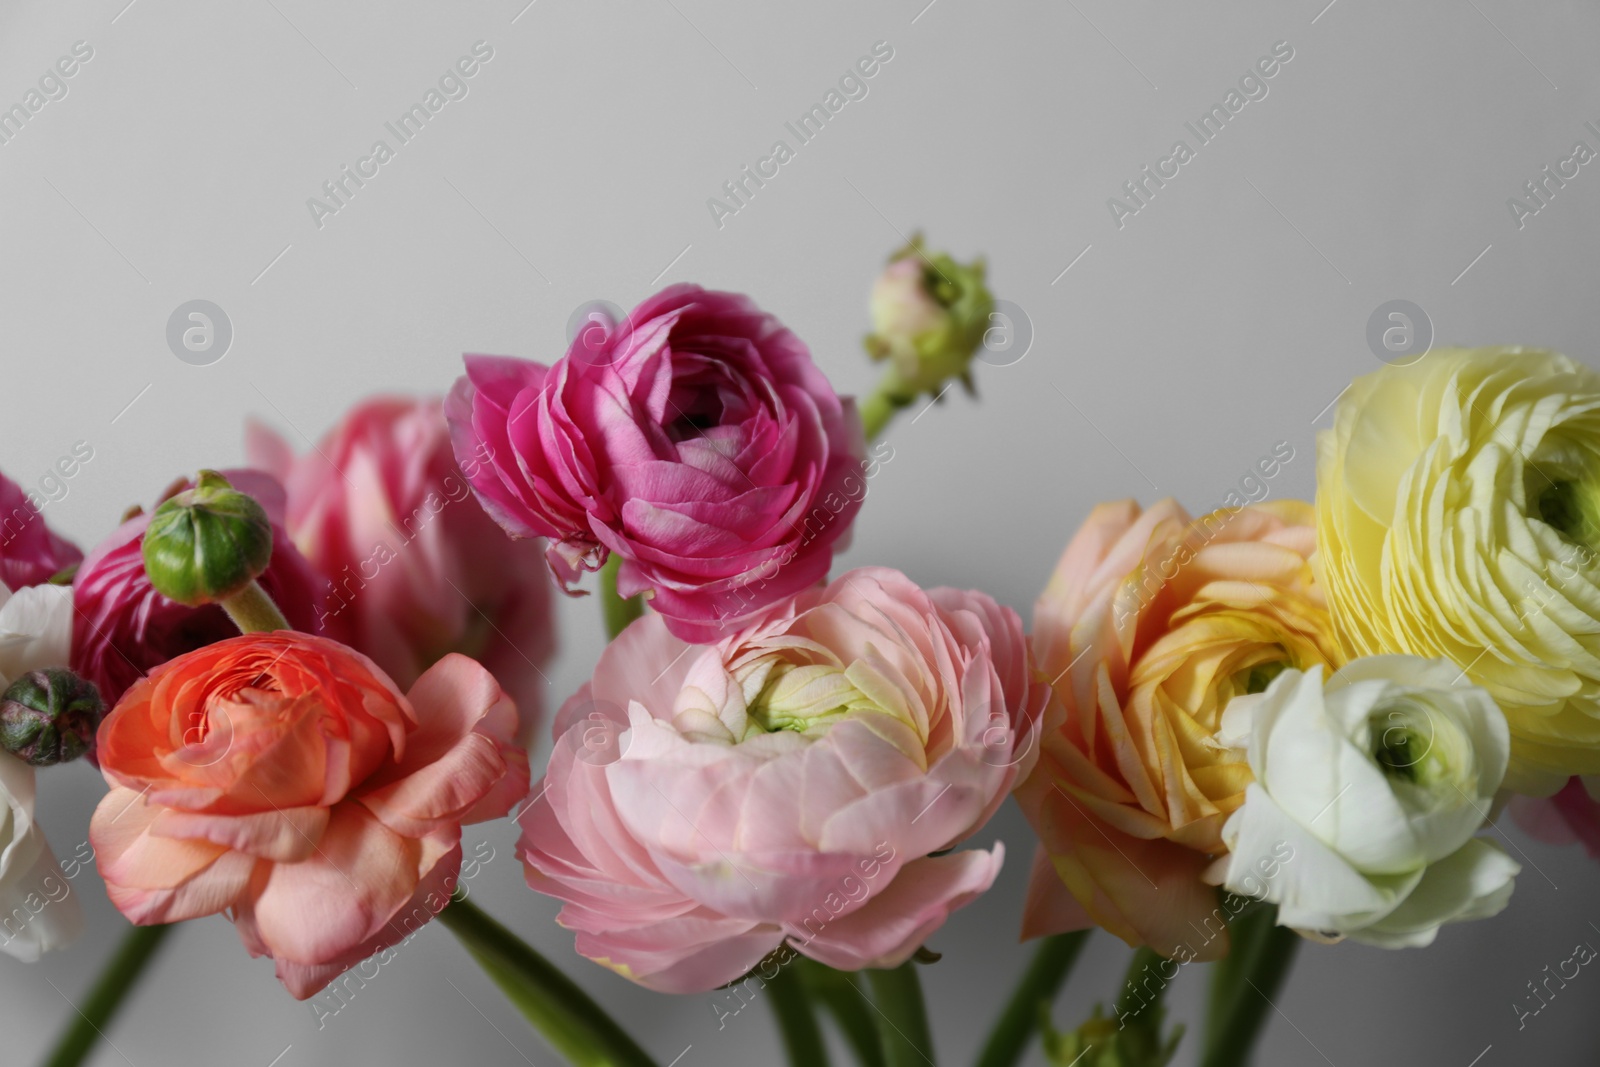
[1204,902,1269,1044]
[974,931,1091,1067]
[1114,946,1167,1021]
[43,924,172,1067]
[859,382,907,442]
[798,961,885,1067]
[768,962,830,1067]
[599,555,645,640]
[1200,914,1300,1067]
[866,962,935,1067]
[437,896,658,1067]
[219,579,290,634]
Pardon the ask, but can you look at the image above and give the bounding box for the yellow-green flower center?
[1535,478,1600,548]
[744,658,873,735]
[1235,659,1290,696]
[1369,696,1452,787]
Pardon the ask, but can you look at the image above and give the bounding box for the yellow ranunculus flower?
[1317,347,1600,791]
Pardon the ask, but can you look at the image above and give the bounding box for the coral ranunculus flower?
[1015,498,1342,960]
[519,567,1048,993]
[1317,347,1600,792]
[89,632,528,998]
[446,284,867,643]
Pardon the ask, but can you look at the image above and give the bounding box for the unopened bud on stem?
[0,669,106,766]
[141,470,289,633]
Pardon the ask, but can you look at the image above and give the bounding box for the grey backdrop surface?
[3,0,1600,1063]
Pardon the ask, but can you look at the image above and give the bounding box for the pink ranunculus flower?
[71,471,325,707]
[446,284,867,642]
[89,631,528,999]
[0,469,82,590]
[519,566,1049,993]
[248,396,555,743]
[1510,776,1600,860]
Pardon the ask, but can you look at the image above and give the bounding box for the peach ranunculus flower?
[89,632,528,998]
[1014,498,1343,960]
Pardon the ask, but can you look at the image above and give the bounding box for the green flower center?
[1374,727,1426,783]
[745,659,873,735]
[1237,659,1290,696]
[1534,478,1600,547]
[1369,697,1450,786]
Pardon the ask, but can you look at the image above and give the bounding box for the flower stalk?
[798,960,886,1067]
[768,961,830,1067]
[599,555,645,640]
[866,961,935,1067]
[42,924,173,1067]
[219,580,291,634]
[1200,907,1300,1067]
[436,894,658,1067]
[975,931,1091,1067]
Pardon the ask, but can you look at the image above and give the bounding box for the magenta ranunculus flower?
[1510,777,1600,861]
[71,471,325,706]
[247,396,555,743]
[519,567,1050,993]
[0,471,82,590]
[446,284,867,642]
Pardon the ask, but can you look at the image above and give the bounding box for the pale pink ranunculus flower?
[248,397,555,743]
[519,567,1049,993]
[446,284,866,643]
[90,631,528,999]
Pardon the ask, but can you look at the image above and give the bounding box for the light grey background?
[3,0,1600,1063]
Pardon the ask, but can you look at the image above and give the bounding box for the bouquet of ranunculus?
[16,238,1600,1067]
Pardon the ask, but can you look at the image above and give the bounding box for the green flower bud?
[0,669,106,766]
[1043,948,1185,1067]
[1042,1005,1184,1067]
[863,234,995,402]
[141,470,273,607]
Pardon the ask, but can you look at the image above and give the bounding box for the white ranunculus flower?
[0,580,74,687]
[1214,656,1519,947]
[0,578,83,961]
